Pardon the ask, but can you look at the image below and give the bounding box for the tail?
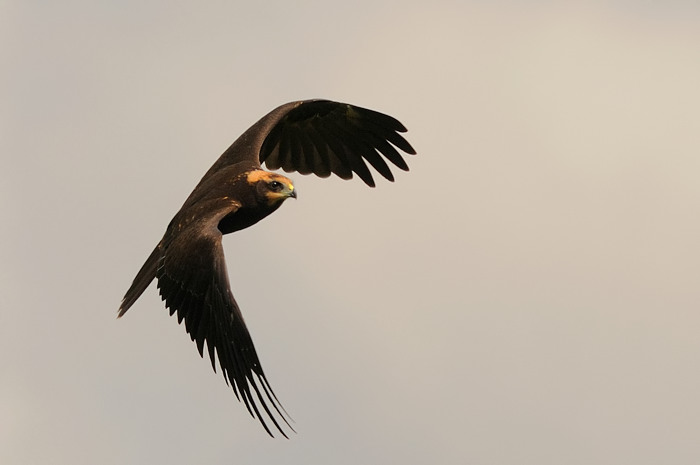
[118,243,161,318]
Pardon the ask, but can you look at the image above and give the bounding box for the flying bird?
[118,99,415,437]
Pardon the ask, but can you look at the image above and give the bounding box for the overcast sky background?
[2,1,700,464]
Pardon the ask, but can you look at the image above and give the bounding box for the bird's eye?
[268,181,283,191]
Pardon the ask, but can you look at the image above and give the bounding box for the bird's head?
[247,170,297,207]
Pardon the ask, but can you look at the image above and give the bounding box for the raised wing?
[202,100,415,188]
[155,199,293,437]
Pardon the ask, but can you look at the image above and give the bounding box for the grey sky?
[3,1,700,464]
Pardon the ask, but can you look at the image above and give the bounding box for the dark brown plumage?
[118,99,415,437]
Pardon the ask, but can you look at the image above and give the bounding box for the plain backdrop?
[2,1,699,464]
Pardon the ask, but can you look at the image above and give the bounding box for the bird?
[118,99,416,438]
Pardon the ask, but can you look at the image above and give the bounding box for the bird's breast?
[217,204,281,235]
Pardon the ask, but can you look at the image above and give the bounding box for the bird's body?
[119,99,415,437]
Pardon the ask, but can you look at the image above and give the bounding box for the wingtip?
[116,304,127,319]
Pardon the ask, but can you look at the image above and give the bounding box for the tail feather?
[118,243,161,317]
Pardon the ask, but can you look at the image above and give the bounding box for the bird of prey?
[118,99,415,437]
